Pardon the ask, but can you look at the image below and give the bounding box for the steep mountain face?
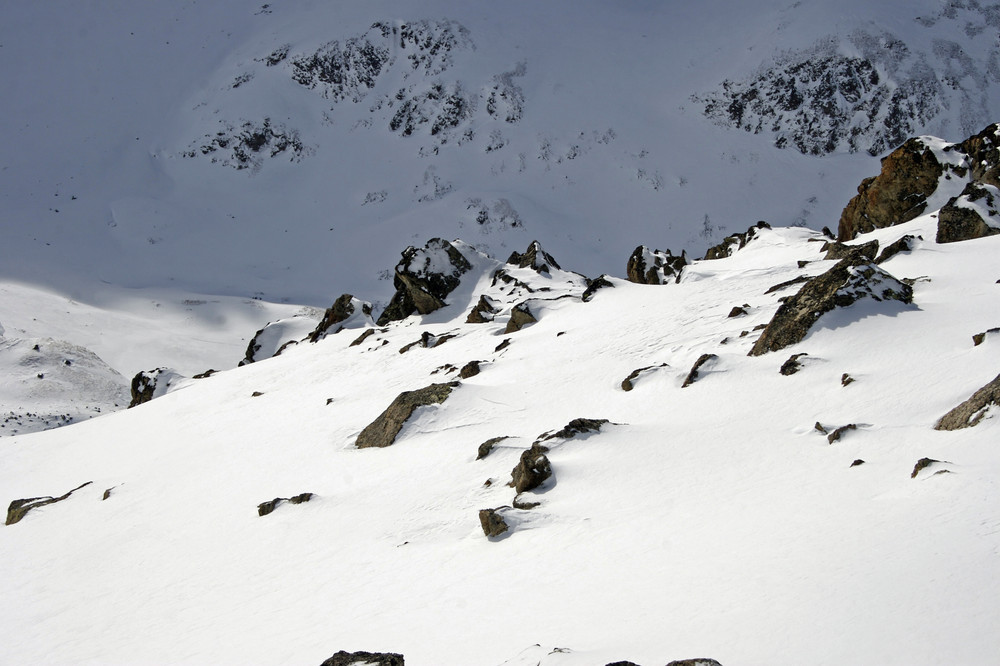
[695,3,1000,155]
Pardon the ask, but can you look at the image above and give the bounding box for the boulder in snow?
[307,294,373,342]
[504,301,537,333]
[319,651,404,666]
[355,382,459,448]
[478,507,510,538]
[510,443,552,493]
[129,368,185,408]
[936,182,1000,244]
[6,481,92,526]
[934,372,1000,430]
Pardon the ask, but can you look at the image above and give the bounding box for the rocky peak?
[506,240,561,273]
[376,239,475,325]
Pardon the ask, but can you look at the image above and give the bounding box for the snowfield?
[3,1,1000,664]
[2,218,999,665]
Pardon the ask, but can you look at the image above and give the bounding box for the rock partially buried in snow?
[506,240,561,272]
[703,221,770,260]
[749,256,912,356]
[355,382,459,448]
[510,443,552,493]
[478,507,510,537]
[934,372,1000,430]
[936,182,1000,244]
[257,493,314,517]
[307,294,373,342]
[6,481,92,525]
[505,301,537,333]
[129,368,185,407]
[376,238,473,325]
[319,651,404,666]
[665,660,724,666]
[626,245,687,284]
[682,354,718,388]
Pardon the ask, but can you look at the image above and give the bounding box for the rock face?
[749,257,912,356]
[6,481,92,525]
[838,137,944,240]
[510,443,552,493]
[308,294,373,342]
[626,246,687,284]
[936,183,1000,244]
[355,382,459,448]
[319,651,404,666]
[934,372,1000,430]
[129,368,184,408]
[507,240,561,272]
[703,222,770,260]
[377,239,473,325]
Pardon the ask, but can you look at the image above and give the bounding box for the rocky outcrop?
[458,360,481,379]
[6,481,92,525]
[821,239,878,262]
[538,418,610,442]
[838,137,944,240]
[355,382,459,448]
[507,240,561,272]
[626,246,687,284]
[478,508,510,537]
[665,660,724,666]
[955,122,1000,187]
[936,183,1000,244]
[465,295,498,323]
[257,493,314,517]
[934,372,1000,430]
[682,354,718,387]
[505,302,537,333]
[875,234,919,263]
[377,239,473,325]
[582,275,614,302]
[308,294,373,342]
[129,368,183,408]
[319,651,404,666]
[703,222,770,260]
[510,443,552,493]
[749,256,912,356]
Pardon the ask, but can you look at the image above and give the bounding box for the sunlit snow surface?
[2,218,999,665]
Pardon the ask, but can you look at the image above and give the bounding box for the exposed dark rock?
[466,295,498,323]
[319,650,404,666]
[491,268,536,293]
[458,360,481,379]
[827,423,857,444]
[356,382,459,448]
[779,353,808,376]
[875,235,920,264]
[478,508,510,538]
[251,391,264,397]
[821,239,879,262]
[308,294,372,342]
[398,331,457,354]
[539,418,610,442]
[128,368,179,408]
[934,372,1000,430]
[764,275,811,294]
[377,239,473,325]
[850,459,865,467]
[476,436,509,460]
[6,481,93,526]
[703,222,771,260]
[494,338,512,352]
[621,364,669,391]
[727,306,748,318]
[510,443,552,493]
[682,354,718,388]
[582,275,614,302]
[956,122,1000,187]
[973,328,1000,346]
[838,137,944,241]
[936,182,1000,244]
[605,662,642,666]
[842,373,855,386]
[814,422,828,435]
[749,256,912,356]
[911,457,942,478]
[512,495,540,510]
[349,329,378,347]
[505,302,537,333]
[102,487,114,500]
[257,493,314,517]
[431,364,457,376]
[507,240,560,272]
[192,369,217,379]
[665,660,723,666]
[626,246,687,284]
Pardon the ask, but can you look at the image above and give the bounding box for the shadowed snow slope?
[1,218,998,665]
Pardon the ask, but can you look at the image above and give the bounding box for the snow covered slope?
[2,217,998,665]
